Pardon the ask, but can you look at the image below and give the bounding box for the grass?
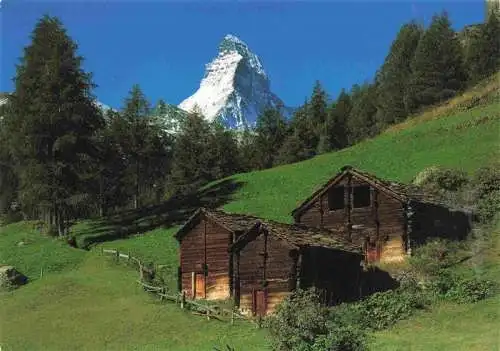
[220,101,500,223]
[95,226,180,290]
[370,218,500,351]
[1,76,499,350]
[369,296,500,351]
[0,221,85,281]
[0,250,269,351]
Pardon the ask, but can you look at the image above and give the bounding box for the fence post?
[206,308,210,321]
[181,291,185,309]
[115,250,119,262]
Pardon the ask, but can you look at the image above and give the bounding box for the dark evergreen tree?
[119,85,171,208]
[2,15,104,234]
[406,12,467,112]
[254,107,287,169]
[94,109,130,216]
[309,81,329,153]
[326,89,352,151]
[347,83,378,145]
[238,128,260,172]
[208,121,241,179]
[170,109,213,193]
[466,12,500,83]
[277,102,317,164]
[376,22,423,126]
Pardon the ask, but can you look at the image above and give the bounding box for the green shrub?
[409,238,468,278]
[334,288,429,331]
[472,165,500,199]
[413,167,469,192]
[267,288,368,351]
[445,276,497,303]
[428,270,498,303]
[476,189,500,223]
[267,288,329,351]
[313,324,368,351]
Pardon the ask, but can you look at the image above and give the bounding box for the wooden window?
[352,185,371,208]
[327,186,345,211]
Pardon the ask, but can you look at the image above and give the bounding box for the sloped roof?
[174,207,260,241]
[230,219,362,254]
[291,165,447,218]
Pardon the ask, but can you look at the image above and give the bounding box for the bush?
[476,189,500,223]
[313,324,368,351]
[471,166,500,222]
[334,288,429,331]
[413,167,469,192]
[267,288,368,351]
[472,166,500,199]
[409,238,468,278]
[429,270,497,303]
[445,276,497,303]
[267,288,329,351]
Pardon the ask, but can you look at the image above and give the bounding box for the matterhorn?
[179,34,290,129]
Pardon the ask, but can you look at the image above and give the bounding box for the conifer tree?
[119,85,171,208]
[254,107,287,169]
[310,81,329,128]
[376,22,423,126]
[326,89,352,150]
[277,102,317,164]
[2,15,104,234]
[170,109,213,193]
[406,12,467,112]
[347,83,378,145]
[238,128,260,172]
[208,121,241,179]
[466,12,500,83]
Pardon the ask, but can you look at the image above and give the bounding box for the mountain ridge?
[178,34,291,129]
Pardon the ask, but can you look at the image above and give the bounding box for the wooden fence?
[100,248,249,325]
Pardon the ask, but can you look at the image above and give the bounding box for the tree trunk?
[134,161,140,209]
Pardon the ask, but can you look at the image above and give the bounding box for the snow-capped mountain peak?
[178,34,289,129]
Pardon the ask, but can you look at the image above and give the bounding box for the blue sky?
[1,1,486,109]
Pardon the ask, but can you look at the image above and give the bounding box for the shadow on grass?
[72,179,245,249]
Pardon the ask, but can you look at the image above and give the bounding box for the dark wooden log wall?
[300,247,363,305]
[408,202,472,248]
[237,232,296,316]
[296,175,407,263]
[180,217,233,300]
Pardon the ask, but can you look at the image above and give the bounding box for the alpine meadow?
[1,3,500,351]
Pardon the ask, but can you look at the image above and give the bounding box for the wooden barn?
[174,208,259,300]
[292,165,473,264]
[229,220,364,317]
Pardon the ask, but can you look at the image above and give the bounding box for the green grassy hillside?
[1,76,499,350]
[0,223,269,351]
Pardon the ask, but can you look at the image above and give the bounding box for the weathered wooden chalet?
[292,165,472,264]
[229,220,364,317]
[174,208,259,301]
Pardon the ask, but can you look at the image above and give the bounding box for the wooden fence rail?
[100,248,249,325]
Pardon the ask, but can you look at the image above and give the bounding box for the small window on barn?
[352,185,371,208]
[328,186,345,211]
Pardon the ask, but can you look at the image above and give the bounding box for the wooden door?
[253,289,267,317]
[195,273,206,299]
[365,239,381,263]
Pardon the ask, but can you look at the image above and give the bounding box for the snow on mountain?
[179,34,290,129]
